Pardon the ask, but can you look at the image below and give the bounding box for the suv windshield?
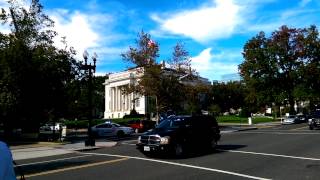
[156,116,190,129]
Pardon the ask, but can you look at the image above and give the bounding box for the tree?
[210,81,246,114]
[239,25,320,113]
[122,31,159,67]
[300,25,320,109]
[168,42,192,73]
[64,75,106,120]
[121,31,199,117]
[0,0,79,137]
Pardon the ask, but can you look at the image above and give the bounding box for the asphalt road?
[15,123,320,180]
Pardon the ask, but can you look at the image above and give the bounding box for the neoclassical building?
[104,68,143,119]
[104,67,210,119]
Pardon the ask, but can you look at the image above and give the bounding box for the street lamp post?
[81,50,97,147]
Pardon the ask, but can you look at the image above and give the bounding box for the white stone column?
[105,86,110,112]
[129,93,132,110]
[112,87,116,112]
[110,87,113,112]
[117,87,120,111]
[126,94,129,110]
[115,87,119,111]
[120,87,123,111]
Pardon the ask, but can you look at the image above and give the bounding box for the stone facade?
[104,67,210,119]
[104,68,146,119]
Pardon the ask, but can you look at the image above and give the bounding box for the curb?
[236,127,258,131]
[73,147,102,152]
[62,141,118,152]
[9,142,67,150]
[220,126,258,134]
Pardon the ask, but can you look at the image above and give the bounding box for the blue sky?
[1,0,320,81]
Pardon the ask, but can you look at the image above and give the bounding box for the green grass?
[217,115,275,124]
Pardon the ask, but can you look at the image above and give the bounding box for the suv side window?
[171,117,190,128]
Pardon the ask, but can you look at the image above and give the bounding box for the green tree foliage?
[121,31,199,115]
[210,81,246,114]
[168,42,192,73]
[239,25,320,113]
[64,75,106,120]
[0,0,79,135]
[122,31,159,67]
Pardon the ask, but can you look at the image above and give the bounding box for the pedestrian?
[0,141,16,180]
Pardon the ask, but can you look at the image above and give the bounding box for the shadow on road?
[216,144,247,151]
[15,159,93,177]
[143,144,247,160]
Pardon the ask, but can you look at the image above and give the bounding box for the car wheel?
[174,143,184,157]
[117,130,124,138]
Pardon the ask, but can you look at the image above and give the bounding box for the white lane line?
[221,130,238,134]
[15,155,93,167]
[121,140,138,146]
[122,139,138,143]
[121,143,136,146]
[218,149,320,161]
[81,152,271,180]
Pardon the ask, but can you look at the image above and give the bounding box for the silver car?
[91,122,134,137]
[282,115,299,125]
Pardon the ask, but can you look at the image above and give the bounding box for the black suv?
[136,115,221,156]
[308,110,320,130]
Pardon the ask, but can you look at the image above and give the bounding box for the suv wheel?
[174,143,184,157]
[210,139,217,150]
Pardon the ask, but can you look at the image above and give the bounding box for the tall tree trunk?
[288,95,295,114]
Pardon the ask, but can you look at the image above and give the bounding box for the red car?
[127,120,156,133]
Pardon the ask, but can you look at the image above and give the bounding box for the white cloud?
[191,48,240,80]
[49,10,100,59]
[151,0,242,43]
[47,8,128,65]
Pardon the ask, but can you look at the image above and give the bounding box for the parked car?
[282,115,299,125]
[39,123,64,134]
[127,120,156,133]
[91,122,134,137]
[308,111,320,130]
[136,115,221,157]
[296,114,307,123]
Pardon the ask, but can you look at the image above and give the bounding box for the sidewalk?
[219,121,281,128]
[11,141,117,161]
[219,121,281,133]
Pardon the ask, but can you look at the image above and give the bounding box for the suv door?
[191,116,219,146]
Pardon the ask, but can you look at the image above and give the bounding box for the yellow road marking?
[290,126,308,131]
[22,157,128,178]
